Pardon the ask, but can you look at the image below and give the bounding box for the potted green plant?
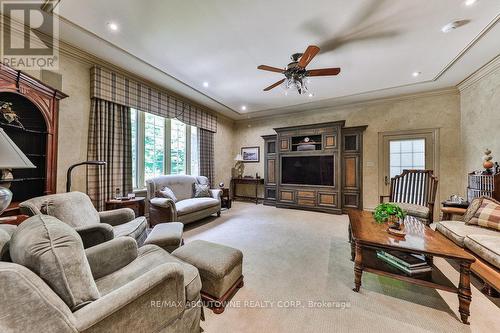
[373,203,406,229]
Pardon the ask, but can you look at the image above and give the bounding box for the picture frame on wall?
[241,146,260,163]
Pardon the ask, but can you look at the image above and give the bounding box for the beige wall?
[460,63,500,192]
[213,115,236,188]
[232,91,463,210]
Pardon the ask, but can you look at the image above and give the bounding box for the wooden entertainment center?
[262,121,366,214]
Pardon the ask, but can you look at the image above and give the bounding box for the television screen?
[281,156,334,186]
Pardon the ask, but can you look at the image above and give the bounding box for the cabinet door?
[266,158,276,185]
[343,155,360,191]
[323,133,337,149]
[280,138,290,151]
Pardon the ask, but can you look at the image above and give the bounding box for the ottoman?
[172,240,244,314]
[143,222,184,253]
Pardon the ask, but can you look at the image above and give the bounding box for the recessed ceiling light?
[241,105,247,111]
[465,0,477,6]
[107,22,118,31]
[412,71,421,77]
[308,93,314,98]
[202,81,209,88]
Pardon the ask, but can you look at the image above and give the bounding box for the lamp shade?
[235,153,243,161]
[0,128,36,169]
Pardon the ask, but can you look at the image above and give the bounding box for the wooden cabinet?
[262,135,277,206]
[341,127,366,211]
[262,122,366,214]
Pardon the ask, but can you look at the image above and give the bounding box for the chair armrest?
[73,263,185,332]
[74,223,114,249]
[379,195,390,203]
[150,197,176,210]
[98,208,136,226]
[210,189,222,201]
[85,237,138,279]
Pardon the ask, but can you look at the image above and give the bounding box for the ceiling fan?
[257,45,340,95]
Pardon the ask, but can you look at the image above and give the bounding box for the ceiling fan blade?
[306,68,341,76]
[257,65,285,73]
[263,79,285,91]
[298,45,320,68]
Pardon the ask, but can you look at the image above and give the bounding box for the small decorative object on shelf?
[219,182,224,188]
[127,192,136,199]
[482,148,494,174]
[114,188,121,200]
[373,203,406,231]
[0,101,24,129]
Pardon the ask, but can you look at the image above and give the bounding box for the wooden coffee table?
[348,209,476,324]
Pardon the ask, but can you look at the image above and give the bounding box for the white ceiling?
[55,0,500,119]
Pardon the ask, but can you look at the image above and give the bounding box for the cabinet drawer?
[318,192,337,207]
[280,190,295,202]
[298,198,315,206]
[297,190,315,198]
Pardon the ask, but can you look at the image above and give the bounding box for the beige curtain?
[87,98,132,211]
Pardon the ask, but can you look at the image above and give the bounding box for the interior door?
[379,130,436,198]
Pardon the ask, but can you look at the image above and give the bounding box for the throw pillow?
[468,197,500,231]
[463,197,483,224]
[158,186,177,202]
[10,215,100,311]
[194,183,211,198]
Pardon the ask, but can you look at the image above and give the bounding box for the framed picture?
[241,146,260,163]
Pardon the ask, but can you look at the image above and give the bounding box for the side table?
[0,215,29,226]
[220,188,231,209]
[105,197,145,217]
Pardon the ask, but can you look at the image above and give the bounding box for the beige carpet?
[184,202,500,333]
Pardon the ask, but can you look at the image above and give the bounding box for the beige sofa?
[0,215,202,333]
[436,220,500,293]
[146,175,222,226]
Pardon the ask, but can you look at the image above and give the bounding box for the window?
[170,119,186,175]
[130,109,200,188]
[389,139,425,178]
[144,113,165,181]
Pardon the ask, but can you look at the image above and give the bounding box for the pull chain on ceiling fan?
[257,45,341,95]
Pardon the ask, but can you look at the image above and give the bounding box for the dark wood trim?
[202,275,244,314]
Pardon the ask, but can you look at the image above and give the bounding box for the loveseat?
[0,215,202,333]
[146,175,222,226]
[436,197,500,295]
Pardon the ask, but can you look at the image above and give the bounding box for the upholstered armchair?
[0,215,202,333]
[19,191,147,248]
[146,175,222,226]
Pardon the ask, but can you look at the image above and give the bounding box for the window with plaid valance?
[90,66,217,133]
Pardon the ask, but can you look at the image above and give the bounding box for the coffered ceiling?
[54,0,500,119]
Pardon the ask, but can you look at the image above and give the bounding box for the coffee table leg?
[458,262,472,325]
[353,242,363,292]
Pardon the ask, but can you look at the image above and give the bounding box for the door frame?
[378,128,440,199]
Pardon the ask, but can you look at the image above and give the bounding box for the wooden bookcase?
[0,64,67,216]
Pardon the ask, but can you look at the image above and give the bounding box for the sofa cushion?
[95,244,201,302]
[113,216,147,239]
[468,197,500,231]
[194,184,211,198]
[158,186,177,202]
[19,192,100,228]
[392,202,429,219]
[436,220,500,247]
[463,197,483,224]
[464,234,500,269]
[147,175,197,202]
[175,198,220,216]
[10,215,100,311]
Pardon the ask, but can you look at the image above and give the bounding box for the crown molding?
[235,87,459,124]
[457,54,500,92]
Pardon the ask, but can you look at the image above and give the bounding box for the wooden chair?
[380,169,439,224]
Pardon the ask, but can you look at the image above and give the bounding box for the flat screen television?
[281,155,334,186]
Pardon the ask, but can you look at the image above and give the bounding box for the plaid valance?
[90,66,217,132]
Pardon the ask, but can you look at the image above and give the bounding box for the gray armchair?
[146,175,222,226]
[1,215,202,333]
[19,191,147,248]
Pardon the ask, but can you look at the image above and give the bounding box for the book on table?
[376,250,432,275]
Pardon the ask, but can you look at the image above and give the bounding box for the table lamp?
[234,153,244,178]
[0,128,36,215]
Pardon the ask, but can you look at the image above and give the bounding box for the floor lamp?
[66,161,106,192]
[0,128,36,215]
